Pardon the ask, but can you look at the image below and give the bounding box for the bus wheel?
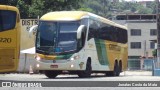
[113,60,120,76]
[44,71,59,78]
[119,60,122,72]
[78,60,92,78]
[105,71,114,76]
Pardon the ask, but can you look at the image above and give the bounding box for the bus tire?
[44,71,59,78]
[78,60,92,78]
[114,60,120,76]
[119,60,122,72]
[105,71,114,76]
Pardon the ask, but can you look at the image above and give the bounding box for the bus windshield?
[36,21,80,55]
[0,10,16,31]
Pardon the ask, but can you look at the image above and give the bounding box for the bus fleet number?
[0,38,12,43]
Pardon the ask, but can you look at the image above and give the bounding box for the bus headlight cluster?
[36,56,41,61]
[36,64,40,68]
[70,55,80,61]
[70,64,74,68]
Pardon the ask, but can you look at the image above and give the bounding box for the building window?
[131,29,141,36]
[150,42,155,49]
[131,42,141,49]
[150,29,157,36]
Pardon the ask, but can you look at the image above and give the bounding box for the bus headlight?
[36,56,41,61]
[70,55,80,61]
[70,64,74,68]
[36,64,40,68]
[70,58,74,61]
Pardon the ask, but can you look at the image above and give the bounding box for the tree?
[16,0,30,19]
[0,0,18,6]
[28,0,45,18]
[78,0,110,18]
[152,49,157,57]
[146,1,156,14]
[0,0,157,18]
[138,7,152,14]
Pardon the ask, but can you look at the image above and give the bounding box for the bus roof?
[40,11,127,30]
[0,5,19,13]
[88,12,127,30]
[40,11,88,21]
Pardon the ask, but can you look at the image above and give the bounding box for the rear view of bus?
[0,5,20,73]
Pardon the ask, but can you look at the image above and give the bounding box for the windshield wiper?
[48,46,55,54]
[36,48,50,55]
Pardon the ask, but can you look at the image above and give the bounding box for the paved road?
[0,70,157,81]
[0,71,160,90]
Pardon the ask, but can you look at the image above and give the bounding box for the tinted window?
[36,21,79,54]
[150,42,155,49]
[88,19,99,40]
[0,10,16,32]
[88,19,127,43]
[150,29,157,36]
[130,29,141,36]
[116,27,128,43]
[130,42,141,49]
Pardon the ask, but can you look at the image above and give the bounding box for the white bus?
[30,11,128,78]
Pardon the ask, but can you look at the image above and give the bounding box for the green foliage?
[152,49,157,57]
[16,0,29,19]
[0,0,18,6]
[138,7,153,14]
[78,8,93,12]
[0,0,157,18]
[28,0,45,18]
[146,1,157,14]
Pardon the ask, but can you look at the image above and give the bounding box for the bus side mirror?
[77,25,86,39]
[29,25,38,37]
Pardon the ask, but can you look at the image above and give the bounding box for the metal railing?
[128,59,154,71]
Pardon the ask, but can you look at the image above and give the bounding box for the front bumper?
[35,59,86,71]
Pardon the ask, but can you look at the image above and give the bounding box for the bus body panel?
[35,11,128,75]
[0,5,20,73]
[35,38,127,72]
[36,49,87,71]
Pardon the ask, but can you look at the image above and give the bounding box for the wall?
[127,21,156,57]
[113,19,156,58]
[17,19,38,73]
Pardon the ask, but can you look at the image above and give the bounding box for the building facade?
[113,14,157,59]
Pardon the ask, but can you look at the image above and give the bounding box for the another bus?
[0,5,20,73]
[31,11,128,78]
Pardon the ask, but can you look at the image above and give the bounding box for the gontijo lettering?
[109,44,121,51]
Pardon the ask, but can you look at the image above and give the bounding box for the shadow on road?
[43,74,123,79]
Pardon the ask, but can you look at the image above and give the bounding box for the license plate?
[50,65,58,68]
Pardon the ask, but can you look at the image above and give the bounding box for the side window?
[150,29,157,36]
[131,42,141,49]
[99,23,113,41]
[81,18,88,42]
[87,19,127,43]
[150,42,155,49]
[88,19,99,40]
[0,10,16,32]
[116,27,128,43]
[130,29,141,36]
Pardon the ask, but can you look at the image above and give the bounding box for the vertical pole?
[23,53,27,73]
[144,40,146,57]
[156,0,160,68]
